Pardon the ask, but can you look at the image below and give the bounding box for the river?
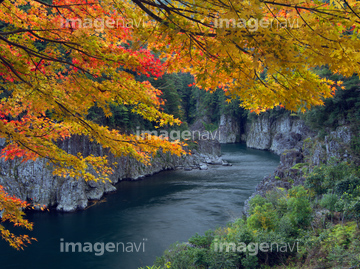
[1,144,279,269]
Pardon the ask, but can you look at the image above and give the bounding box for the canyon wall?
[242,113,356,214]
[0,137,222,212]
[245,113,313,154]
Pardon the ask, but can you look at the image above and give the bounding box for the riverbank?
[0,137,224,212]
[244,115,356,216]
[150,112,360,269]
[1,144,279,269]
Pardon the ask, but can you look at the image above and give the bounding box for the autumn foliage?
[0,0,186,179]
[0,185,36,250]
[1,0,360,249]
[0,0,186,248]
[125,0,358,112]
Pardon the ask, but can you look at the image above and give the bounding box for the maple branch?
[0,28,129,70]
[0,29,65,35]
[158,0,213,28]
[0,55,31,85]
[262,1,353,20]
[0,29,96,59]
[26,30,104,60]
[32,0,96,8]
[131,0,218,37]
[263,3,310,49]
[295,7,339,43]
[0,35,93,76]
[343,0,360,21]
[17,141,59,162]
[131,0,170,26]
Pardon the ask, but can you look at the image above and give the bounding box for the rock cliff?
[0,137,222,212]
[245,113,313,154]
[216,114,241,143]
[243,113,357,215]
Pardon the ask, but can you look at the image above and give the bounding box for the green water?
[1,144,279,269]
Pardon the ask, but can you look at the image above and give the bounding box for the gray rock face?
[0,137,222,212]
[57,178,88,211]
[303,125,353,165]
[325,126,352,160]
[190,114,241,144]
[245,114,312,154]
[216,114,241,143]
[243,114,356,216]
[246,114,272,149]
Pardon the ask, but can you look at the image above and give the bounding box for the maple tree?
[0,0,186,247]
[1,0,360,248]
[126,0,360,112]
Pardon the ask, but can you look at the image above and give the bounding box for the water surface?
[1,144,279,269]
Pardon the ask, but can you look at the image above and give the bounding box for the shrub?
[286,186,313,229]
[320,193,338,213]
[188,230,214,248]
[247,202,279,231]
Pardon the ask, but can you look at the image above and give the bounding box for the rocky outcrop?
[209,111,352,159]
[216,114,241,143]
[303,125,353,165]
[245,113,313,154]
[190,114,241,143]
[0,137,222,212]
[243,148,304,215]
[244,114,356,215]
